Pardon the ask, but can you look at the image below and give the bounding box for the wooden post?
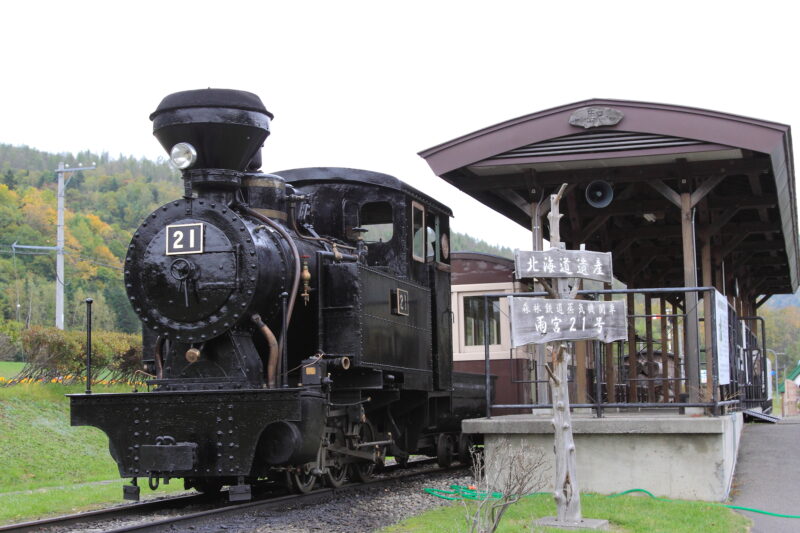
[531,199,549,406]
[645,295,655,402]
[604,285,616,403]
[702,238,715,404]
[680,192,701,403]
[549,344,581,522]
[660,298,670,401]
[575,340,588,404]
[671,301,684,395]
[546,189,582,524]
[627,292,637,403]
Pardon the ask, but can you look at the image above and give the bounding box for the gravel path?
[190,471,472,533]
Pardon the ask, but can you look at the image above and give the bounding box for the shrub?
[0,321,25,362]
[12,326,142,384]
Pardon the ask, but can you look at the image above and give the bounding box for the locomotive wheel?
[324,463,348,488]
[436,433,455,468]
[351,421,380,482]
[457,434,474,465]
[287,470,317,494]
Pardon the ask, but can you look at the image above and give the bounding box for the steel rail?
[0,459,447,533]
[0,492,211,533]
[106,459,449,533]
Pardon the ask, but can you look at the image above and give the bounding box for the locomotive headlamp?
[170,142,198,169]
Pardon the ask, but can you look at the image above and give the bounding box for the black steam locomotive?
[69,89,488,501]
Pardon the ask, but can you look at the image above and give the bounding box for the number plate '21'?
[166,223,204,255]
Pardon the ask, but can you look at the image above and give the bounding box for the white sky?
[1,1,797,251]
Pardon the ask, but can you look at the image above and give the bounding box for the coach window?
[360,201,393,243]
[412,202,425,262]
[463,295,502,346]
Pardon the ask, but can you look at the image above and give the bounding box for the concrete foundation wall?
[465,413,743,502]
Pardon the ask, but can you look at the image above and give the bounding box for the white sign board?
[514,249,613,284]
[714,290,731,385]
[509,297,628,346]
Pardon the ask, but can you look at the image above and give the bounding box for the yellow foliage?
[85,213,114,240]
[20,188,56,236]
[93,245,118,265]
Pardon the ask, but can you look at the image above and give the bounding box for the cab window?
[412,202,425,262]
[360,202,393,243]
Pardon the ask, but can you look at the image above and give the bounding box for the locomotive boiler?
[69,88,489,501]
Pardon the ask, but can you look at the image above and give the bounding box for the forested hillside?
[4,143,795,368]
[0,144,513,358]
[0,144,182,344]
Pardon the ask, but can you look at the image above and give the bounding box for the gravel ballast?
[194,471,473,533]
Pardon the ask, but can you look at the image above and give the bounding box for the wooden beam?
[579,215,610,242]
[700,207,739,239]
[648,179,682,208]
[619,222,779,242]
[566,189,582,247]
[629,256,656,283]
[756,294,773,308]
[459,158,771,190]
[708,194,777,209]
[731,240,786,253]
[690,174,726,207]
[492,189,530,217]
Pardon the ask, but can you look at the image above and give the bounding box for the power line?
[0,246,124,270]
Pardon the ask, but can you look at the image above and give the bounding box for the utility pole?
[55,162,95,329]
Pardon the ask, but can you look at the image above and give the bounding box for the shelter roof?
[420,99,798,297]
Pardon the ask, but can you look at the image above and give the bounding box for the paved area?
[731,415,800,532]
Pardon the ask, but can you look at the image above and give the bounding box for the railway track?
[1,458,459,533]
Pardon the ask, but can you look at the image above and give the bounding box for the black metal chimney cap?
[150,88,273,120]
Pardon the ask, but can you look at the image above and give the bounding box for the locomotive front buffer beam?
[68,388,325,501]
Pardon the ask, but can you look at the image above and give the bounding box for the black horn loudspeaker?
[585,180,613,208]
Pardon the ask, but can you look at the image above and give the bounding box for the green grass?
[0,383,132,492]
[0,361,25,379]
[383,492,750,533]
[0,480,187,524]
[0,381,190,525]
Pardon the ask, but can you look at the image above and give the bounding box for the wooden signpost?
[512,186,621,530]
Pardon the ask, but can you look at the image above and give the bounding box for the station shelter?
[419,100,797,500]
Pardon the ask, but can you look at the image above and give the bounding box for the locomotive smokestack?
[150,88,273,172]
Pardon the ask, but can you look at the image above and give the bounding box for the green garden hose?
[424,485,800,519]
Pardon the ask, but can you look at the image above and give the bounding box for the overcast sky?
[1,1,797,251]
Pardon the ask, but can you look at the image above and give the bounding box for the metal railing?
[479,286,768,418]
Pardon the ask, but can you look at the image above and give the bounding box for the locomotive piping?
[154,335,165,380]
[240,204,301,331]
[251,313,279,388]
[289,202,356,251]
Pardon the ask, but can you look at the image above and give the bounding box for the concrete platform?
[463,412,743,502]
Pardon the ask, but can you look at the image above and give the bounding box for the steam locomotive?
[69,89,488,501]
